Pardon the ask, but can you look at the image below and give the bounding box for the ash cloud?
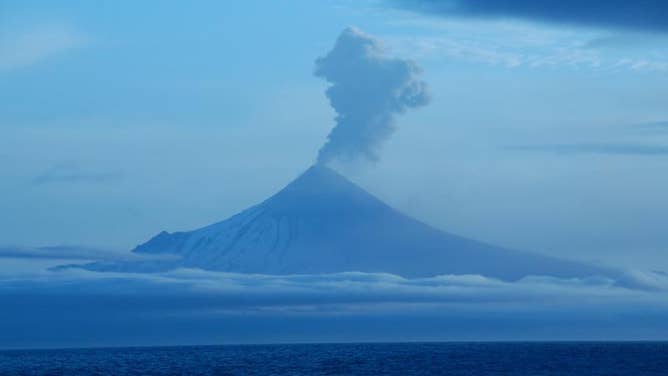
[315,27,430,164]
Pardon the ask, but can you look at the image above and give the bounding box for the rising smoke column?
[315,27,430,164]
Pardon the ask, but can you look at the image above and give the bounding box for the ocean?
[1,342,667,375]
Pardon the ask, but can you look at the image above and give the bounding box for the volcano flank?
[124,165,613,280]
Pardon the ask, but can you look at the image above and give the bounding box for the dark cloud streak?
[0,245,162,261]
[391,0,668,33]
[508,143,668,156]
[31,165,123,185]
[633,121,668,131]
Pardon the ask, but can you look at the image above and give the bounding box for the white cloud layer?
[2,255,668,347]
[3,257,667,311]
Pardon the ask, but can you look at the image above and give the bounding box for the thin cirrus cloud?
[507,143,668,156]
[382,18,668,73]
[505,121,668,156]
[634,121,668,131]
[0,245,163,262]
[383,1,668,72]
[0,24,88,71]
[31,165,124,186]
[386,34,601,69]
[389,0,668,33]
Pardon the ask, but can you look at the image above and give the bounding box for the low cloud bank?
[2,255,668,348]
[508,143,668,156]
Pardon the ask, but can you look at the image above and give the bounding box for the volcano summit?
[114,165,613,280]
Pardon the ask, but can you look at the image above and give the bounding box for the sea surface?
[1,342,667,375]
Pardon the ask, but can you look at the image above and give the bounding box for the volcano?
[127,165,612,280]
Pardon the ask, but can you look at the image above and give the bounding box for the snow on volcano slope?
[124,165,614,280]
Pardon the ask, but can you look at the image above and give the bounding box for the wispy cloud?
[31,165,123,185]
[612,58,668,72]
[0,245,165,262]
[381,15,668,72]
[0,24,88,71]
[632,121,668,131]
[507,143,668,156]
[388,35,606,69]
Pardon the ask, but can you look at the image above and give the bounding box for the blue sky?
[2,0,668,347]
[3,0,667,270]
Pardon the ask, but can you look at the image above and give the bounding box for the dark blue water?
[1,342,667,375]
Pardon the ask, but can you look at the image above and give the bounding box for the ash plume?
[314,27,430,164]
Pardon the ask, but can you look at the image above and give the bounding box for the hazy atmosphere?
[2,0,668,350]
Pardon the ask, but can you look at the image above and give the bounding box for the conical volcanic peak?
[268,164,374,201]
[262,164,391,217]
[124,164,616,280]
[284,164,349,189]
